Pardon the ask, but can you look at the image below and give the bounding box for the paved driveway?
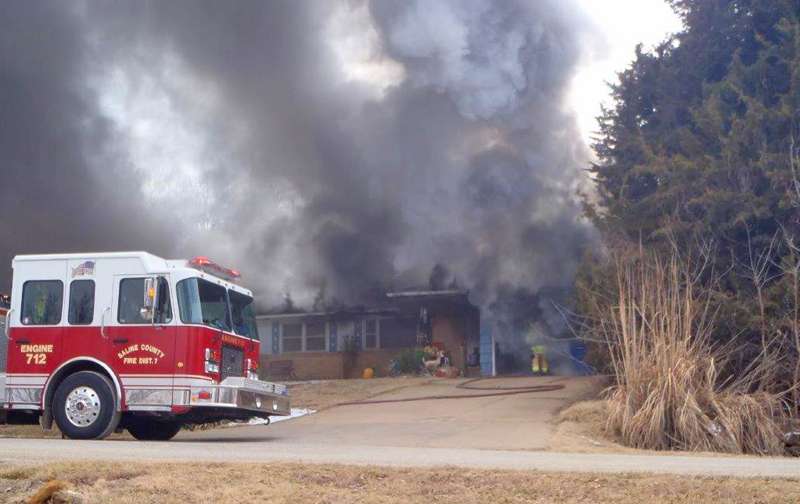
[179,376,599,450]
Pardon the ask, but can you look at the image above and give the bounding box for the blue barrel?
[569,339,593,375]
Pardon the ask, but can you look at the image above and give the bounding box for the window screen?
[282,323,302,352]
[378,317,417,349]
[21,280,63,325]
[305,321,326,351]
[68,280,95,325]
[365,319,378,349]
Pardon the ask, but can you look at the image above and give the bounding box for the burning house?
[257,290,490,380]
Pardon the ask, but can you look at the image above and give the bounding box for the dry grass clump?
[558,400,609,426]
[601,251,788,454]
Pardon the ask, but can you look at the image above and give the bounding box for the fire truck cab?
[0,252,290,440]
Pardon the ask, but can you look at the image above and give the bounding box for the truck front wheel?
[127,418,182,441]
[53,371,121,440]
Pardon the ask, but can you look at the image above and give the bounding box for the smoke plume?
[0,1,598,354]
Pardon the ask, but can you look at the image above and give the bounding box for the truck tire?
[53,371,120,440]
[127,418,182,441]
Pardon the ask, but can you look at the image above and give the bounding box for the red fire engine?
[0,252,289,440]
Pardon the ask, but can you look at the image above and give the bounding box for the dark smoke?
[0,1,598,355]
[0,2,173,285]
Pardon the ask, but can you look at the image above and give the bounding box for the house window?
[379,317,417,349]
[305,321,326,351]
[364,319,379,349]
[282,323,302,352]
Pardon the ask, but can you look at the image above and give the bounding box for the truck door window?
[21,280,63,325]
[119,278,149,324]
[177,278,202,324]
[154,277,172,324]
[68,280,95,325]
[118,277,171,324]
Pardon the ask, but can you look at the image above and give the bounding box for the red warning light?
[188,256,242,281]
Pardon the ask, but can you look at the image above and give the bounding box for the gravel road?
[1,437,798,478]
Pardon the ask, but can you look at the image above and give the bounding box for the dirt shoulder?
[3,461,799,504]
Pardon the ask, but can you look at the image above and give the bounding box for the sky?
[571,0,683,145]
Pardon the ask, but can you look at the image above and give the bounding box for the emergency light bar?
[188,256,242,281]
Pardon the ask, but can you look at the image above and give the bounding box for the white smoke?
[383,0,530,120]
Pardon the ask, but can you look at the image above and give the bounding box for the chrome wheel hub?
[65,386,101,428]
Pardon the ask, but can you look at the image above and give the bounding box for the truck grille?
[220,345,244,381]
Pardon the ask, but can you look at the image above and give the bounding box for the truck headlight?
[204,348,220,375]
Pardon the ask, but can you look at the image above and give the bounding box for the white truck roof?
[13,251,252,296]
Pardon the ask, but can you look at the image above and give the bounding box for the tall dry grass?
[601,251,788,455]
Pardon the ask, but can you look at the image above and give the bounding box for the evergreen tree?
[585,0,800,373]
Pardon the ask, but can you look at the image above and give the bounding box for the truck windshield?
[176,277,259,340]
[177,278,231,332]
[229,289,259,340]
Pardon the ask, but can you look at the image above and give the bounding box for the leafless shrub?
[600,249,788,454]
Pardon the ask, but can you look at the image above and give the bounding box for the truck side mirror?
[140,277,157,322]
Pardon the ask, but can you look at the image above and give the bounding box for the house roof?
[386,289,467,298]
[257,290,478,320]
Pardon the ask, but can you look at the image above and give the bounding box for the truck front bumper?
[189,377,290,417]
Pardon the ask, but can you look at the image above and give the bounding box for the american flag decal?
[71,260,96,277]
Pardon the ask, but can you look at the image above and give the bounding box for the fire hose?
[334,377,566,407]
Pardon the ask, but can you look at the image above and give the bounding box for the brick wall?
[349,349,397,378]
[261,349,406,380]
[261,352,345,380]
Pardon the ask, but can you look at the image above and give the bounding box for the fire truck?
[0,252,290,440]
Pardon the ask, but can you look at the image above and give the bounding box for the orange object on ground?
[362,367,375,379]
[434,367,460,378]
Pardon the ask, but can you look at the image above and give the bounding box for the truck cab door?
[109,275,176,410]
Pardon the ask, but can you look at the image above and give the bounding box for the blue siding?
[329,321,338,352]
[271,321,280,354]
[480,326,494,376]
[353,319,363,350]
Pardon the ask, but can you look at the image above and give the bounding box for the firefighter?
[531,343,548,375]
